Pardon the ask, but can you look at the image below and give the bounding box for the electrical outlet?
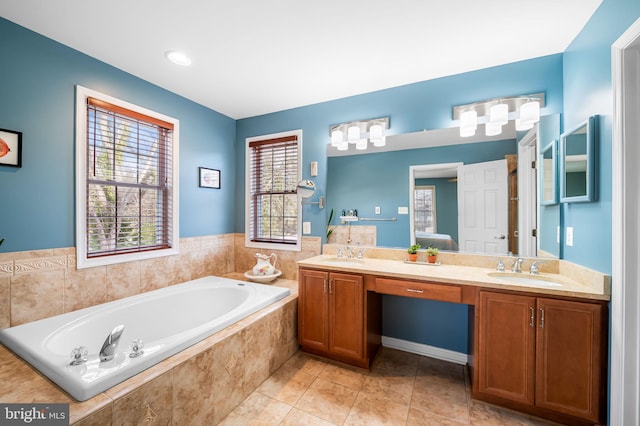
[566,226,574,246]
[375,206,381,215]
[303,221,311,234]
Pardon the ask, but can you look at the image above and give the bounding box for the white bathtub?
[0,276,290,401]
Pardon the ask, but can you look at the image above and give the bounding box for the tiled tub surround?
[0,276,291,401]
[0,234,321,328]
[0,276,299,424]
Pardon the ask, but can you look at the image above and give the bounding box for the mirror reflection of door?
[457,159,509,254]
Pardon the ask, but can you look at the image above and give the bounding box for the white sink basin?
[319,257,366,265]
[487,272,564,287]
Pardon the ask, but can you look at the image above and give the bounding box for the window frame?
[245,130,302,252]
[414,185,437,234]
[75,85,180,269]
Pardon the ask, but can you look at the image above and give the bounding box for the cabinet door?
[329,272,364,360]
[477,291,536,405]
[535,298,605,423]
[298,269,329,353]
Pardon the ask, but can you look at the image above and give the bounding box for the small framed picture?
[0,128,22,168]
[199,167,220,189]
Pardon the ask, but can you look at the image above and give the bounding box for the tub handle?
[129,339,145,358]
[69,346,88,366]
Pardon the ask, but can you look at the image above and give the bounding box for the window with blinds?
[414,185,437,233]
[75,86,179,268]
[246,131,301,249]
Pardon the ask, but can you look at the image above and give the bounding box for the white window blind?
[248,134,300,245]
[85,97,174,257]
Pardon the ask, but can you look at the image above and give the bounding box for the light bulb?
[515,119,534,131]
[460,110,478,130]
[489,103,509,125]
[331,130,343,147]
[337,141,349,151]
[460,126,476,137]
[519,100,540,124]
[355,139,367,150]
[485,122,502,136]
[347,126,360,143]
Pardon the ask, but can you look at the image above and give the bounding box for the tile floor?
[220,347,558,425]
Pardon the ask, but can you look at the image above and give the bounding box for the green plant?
[426,246,439,256]
[326,208,337,240]
[407,243,421,254]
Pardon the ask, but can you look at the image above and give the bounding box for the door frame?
[517,126,538,257]
[611,17,640,426]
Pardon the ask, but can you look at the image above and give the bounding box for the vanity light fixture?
[453,93,544,137]
[165,50,192,66]
[330,117,390,151]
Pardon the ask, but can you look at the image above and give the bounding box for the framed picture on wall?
[199,167,220,189]
[0,128,22,168]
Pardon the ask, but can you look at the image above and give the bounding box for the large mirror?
[326,115,561,258]
[560,115,597,203]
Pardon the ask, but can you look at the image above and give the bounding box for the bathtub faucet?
[100,324,125,362]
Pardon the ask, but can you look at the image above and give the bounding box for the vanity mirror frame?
[559,115,597,203]
[539,139,558,205]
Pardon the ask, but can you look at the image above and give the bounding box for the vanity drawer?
[375,277,462,303]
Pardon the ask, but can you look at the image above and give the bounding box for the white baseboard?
[381,336,468,365]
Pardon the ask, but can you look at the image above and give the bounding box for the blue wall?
[538,114,561,258]
[0,18,237,253]
[561,0,640,274]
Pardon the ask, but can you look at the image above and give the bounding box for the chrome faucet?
[511,257,524,273]
[344,245,354,259]
[100,324,125,362]
[530,260,547,275]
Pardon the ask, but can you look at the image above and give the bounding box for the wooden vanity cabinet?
[475,291,606,424]
[298,268,371,367]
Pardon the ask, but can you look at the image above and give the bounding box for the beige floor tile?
[371,347,420,376]
[411,376,470,423]
[219,392,292,426]
[282,351,328,377]
[295,377,358,424]
[344,393,410,426]
[318,362,367,391]
[406,407,467,425]
[257,362,318,405]
[360,369,415,406]
[468,401,559,426]
[280,408,338,426]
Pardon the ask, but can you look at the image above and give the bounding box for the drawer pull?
[407,288,424,294]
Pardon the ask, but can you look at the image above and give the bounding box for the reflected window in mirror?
[560,115,597,203]
[414,185,437,233]
[539,139,558,205]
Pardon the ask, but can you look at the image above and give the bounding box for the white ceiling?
[1,0,601,119]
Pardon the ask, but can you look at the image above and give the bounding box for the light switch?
[375,206,381,215]
[303,221,311,234]
[310,162,318,177]
[566,227,574,246]
[398,206,409,215]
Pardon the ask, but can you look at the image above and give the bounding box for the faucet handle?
[490,258,505,272]
[336,249,343,258]
[69,346,88,366]
[530,260,547,275]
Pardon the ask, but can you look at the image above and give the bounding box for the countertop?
[297,255,610,301]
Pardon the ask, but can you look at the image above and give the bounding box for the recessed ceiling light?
[165,50,192,66]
